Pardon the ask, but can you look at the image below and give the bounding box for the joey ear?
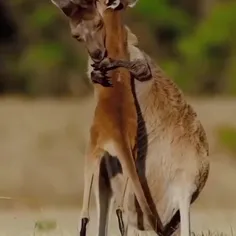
[51,0,77,17]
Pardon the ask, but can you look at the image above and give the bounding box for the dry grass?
[0,208,236,236]
[192,231,235,236]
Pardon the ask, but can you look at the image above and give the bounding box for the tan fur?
[51,0,164,234]
[52,1,210,236]
[88,6,164,235]
[114,34,209,235]
[88,26,210,236]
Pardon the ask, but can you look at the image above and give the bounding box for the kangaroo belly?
[109,133,203,229]
[109,142,178,229]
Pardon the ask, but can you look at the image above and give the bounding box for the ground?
[1,208,236,236]
[0,96,236,235]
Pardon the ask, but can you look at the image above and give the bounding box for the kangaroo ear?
[105,0,121,9]
[51,0,77,17]
[105,0,138,9]
[125,26,138,45]
[127,0,138,8]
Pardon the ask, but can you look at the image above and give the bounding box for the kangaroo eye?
[96,21,103,29]
[72,34,82,42]
[76,36,83,42]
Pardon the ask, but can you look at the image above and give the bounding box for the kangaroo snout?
[91,49,106,63]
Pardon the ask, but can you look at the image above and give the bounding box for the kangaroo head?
[51,0,107,63]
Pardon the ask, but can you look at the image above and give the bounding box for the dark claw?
[93,65,101,71]
[91,71,103,84]
[91,63,101,71]
[80,217,89,236]
[91,70,113,87]
[101,74,113,87]
[92,58,115,72]
[116,209,125,236]
[102,79,113,87]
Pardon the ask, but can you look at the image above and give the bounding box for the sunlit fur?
[83,5,163,235]
[88,25,210,236]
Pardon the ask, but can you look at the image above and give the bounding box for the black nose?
[91,49,103,62]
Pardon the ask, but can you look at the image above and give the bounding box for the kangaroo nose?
[91,49,104,62]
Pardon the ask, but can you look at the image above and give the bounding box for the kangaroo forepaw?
[91,70,113,87]
[92,57,115,72]
[129,59,152,81]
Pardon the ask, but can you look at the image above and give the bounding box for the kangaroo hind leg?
[79,145,104,236]
[93,154,114,236]
[175,176,193,236]
[178,193,191,236]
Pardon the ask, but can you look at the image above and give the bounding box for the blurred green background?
[1,2,236,231]
[1,0,236,97]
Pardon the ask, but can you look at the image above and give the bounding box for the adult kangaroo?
[51,0,163,235]
[87,1,210,236]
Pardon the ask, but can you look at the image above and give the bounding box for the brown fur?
[51,0,164,235]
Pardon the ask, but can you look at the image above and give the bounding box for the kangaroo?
[88,24,210,236]
[51,1,164,236]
